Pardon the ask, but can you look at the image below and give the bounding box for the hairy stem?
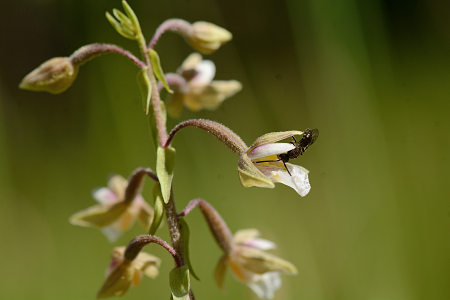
[165,119,248,154]
[69,43,146,68]
[148,19,192,49]
[179,199,234,253]
[124,167,158,204]
[164,189,185,264]
[124,234,182,267]
[137,35,168,146]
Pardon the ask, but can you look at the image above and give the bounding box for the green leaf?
[149,184,164,235]
[179,219,200,280]
[105,11,135,40]
[169,265,190,300]
[121,0,141,32]
[136,68,152,115]
[148,48,173,93]
[156,146,176,203]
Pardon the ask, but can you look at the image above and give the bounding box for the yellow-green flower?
[215,229,297,299]
[238,131,311,196]
[70,175,153,242]
[167,53,242,117]
[97,247,160,298]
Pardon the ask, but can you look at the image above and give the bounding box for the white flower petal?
[257,163,311,197]
[245,238,276,251]
[248,143,295,160]
[273,164,311,197]
[93,187,118,204]
[191,60,215,85]
[247,272,282,299]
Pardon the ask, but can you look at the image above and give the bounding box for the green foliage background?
[0,0,449,299]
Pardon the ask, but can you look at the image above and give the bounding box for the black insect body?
[256,128,319,176]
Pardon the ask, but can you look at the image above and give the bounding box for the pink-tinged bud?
[19,57,78,94]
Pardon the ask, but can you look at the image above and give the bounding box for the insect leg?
[254,159,281,164]
[282,161,292,176]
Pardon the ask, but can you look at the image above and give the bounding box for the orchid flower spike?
[97,247,160,298]
[238,131,312,196]
[70,175,154,242]
[215,229,297,299]
[167,53,242,117]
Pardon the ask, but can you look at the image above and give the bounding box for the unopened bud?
[186,22,232,54]
[19,57,78,94]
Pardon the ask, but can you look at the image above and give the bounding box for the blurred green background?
[1,0,449,299]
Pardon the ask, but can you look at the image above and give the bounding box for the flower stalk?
[165,119,247,153]
[125,234,182,267]
[70,43,146,68]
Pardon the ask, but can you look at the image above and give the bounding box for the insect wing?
[309,128,319,146]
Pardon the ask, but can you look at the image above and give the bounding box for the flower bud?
[19,57,78,94]
[186,22,232,54]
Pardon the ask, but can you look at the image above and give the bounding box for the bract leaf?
[156,146,176,203]
[169,265,190,299]
[179,218,199,280]
[149,184,164,235]
[148,48,173,93]
[136,68,152,115]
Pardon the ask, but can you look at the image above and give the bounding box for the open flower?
[215,229,297,299]
[70,175,153,242]
[238,131,311,196]
[167,53,242,117]
[97,247,160,298]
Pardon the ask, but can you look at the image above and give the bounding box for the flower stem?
[124,167,158,204]
[164,189,185,264]
[148,19,192,49]
[165,119,248,154]
[124,234,182,267]
[179,199,234,253]
[137,34,168,146]
[69,43,146,68]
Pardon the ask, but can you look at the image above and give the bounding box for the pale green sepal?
[121,0,141,32]
[148,49,173,94]
[238,154,274,188]
[136,68,152,115]
[179,218,200,280]
[70,201,129,228]
[156,146,176,203]
[105,11,135,40]
[169,265,190,300]
[97,262,133,298]
[149,184,164,235]
[214,255,227,289]
[112,8,133,31]
[238,247,298,275]
[248,131,304,153]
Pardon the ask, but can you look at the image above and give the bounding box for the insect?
[256,128,319,176]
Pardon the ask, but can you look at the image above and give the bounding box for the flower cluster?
[20,1,318,299]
